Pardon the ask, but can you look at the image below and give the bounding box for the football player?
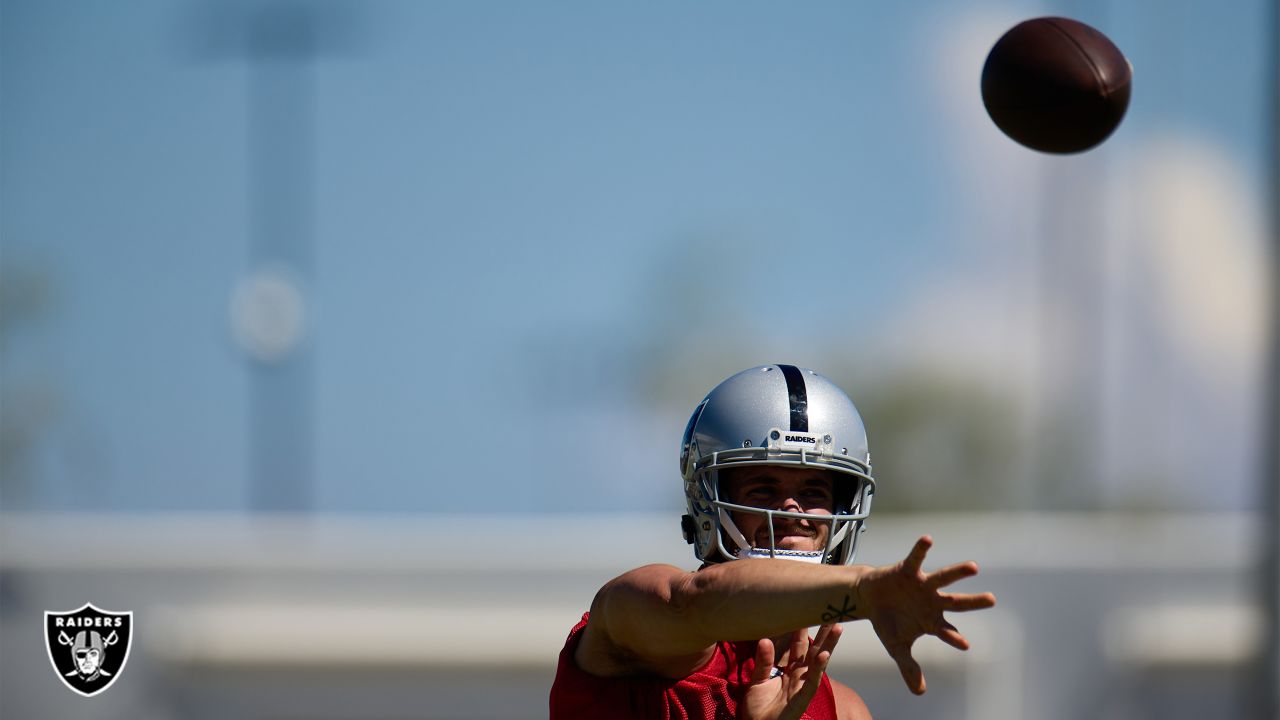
[550,365,996,719]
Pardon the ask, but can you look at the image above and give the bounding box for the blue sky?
[1,0,1271,513]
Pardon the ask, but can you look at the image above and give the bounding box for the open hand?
[738,624,842,720]
[859,536,996,695]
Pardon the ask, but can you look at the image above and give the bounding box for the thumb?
[750,638,776,684]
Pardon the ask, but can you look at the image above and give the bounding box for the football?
[981,17,1132,154]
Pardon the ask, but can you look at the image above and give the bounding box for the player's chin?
[769,534,825,552]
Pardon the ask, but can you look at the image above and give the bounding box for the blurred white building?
[0,511,1260,719]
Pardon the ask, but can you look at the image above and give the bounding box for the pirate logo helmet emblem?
[44,603,133,697]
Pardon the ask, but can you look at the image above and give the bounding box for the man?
[550,364,997,719]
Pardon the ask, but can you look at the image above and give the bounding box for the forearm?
[676,559,872,643]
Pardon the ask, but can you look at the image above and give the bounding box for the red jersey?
[549,612,838,720]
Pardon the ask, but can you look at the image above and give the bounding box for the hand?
[738,624,842,720]
[858,536,996,695]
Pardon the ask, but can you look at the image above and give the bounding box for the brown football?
[981,17,1132,154]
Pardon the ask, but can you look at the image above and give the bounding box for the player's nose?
[778,495,804,513]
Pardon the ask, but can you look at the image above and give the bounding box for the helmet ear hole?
[680,515,697,545]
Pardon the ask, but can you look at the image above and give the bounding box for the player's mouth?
[756,525,820,548]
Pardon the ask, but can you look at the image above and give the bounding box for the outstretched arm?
[576,536,994,687]
[578,558,866,678]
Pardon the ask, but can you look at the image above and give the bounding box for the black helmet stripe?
[777,364,809,432]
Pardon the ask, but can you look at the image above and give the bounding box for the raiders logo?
[44,603,133,697]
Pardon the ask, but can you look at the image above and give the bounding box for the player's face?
[76,648,101,674]
[720,466,835,553]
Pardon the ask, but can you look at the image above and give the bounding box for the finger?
[814,645,834,673]
[824,623,843,653]
[935,621,970,651]
[942,592,997,611]
[902,536,933,575]
[925,561,979,589]
[801,647,832,694]
[750,638,776,683]
[794,640,834,703]
[789,628,809,669]
[890,646,926,695]
[806,624,832,664]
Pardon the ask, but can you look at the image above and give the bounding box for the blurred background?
[0,0,1275,718]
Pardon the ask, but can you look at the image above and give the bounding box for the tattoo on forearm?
[821,595,858,622]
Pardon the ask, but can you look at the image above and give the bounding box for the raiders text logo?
[44,603,133,697]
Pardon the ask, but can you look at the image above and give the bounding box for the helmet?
[72,631,106,675]
[679,364,875,565]
[72,630,106,654]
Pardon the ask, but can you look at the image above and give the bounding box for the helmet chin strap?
[738,547,825,563]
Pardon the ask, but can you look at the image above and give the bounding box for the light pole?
[196,2,360,512]
[241,5,317,512]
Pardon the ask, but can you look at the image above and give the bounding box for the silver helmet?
[679,364,875,565]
